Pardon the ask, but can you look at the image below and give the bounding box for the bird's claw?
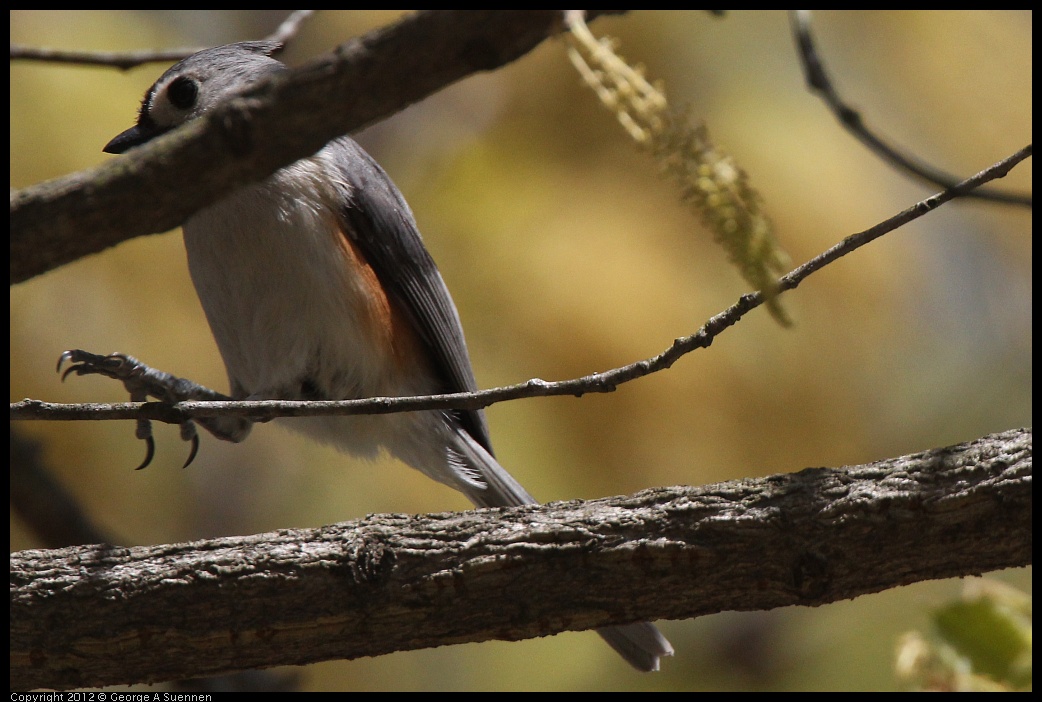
[134,435,157,471]
[180,423,201,468]
[58,349,199,470]
[58,350,142,383]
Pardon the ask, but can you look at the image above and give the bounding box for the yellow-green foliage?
[895,580,1032,692]
[565,12,791,325]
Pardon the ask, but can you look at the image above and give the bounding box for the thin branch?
[789,10,1031,208]
[10,428,1031,690]
[8,11,316,69]
[11,145,1031,426]
[9,44,205,70]
[10,11,625,285]
[264,9,317,46]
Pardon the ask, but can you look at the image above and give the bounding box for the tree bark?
[10,428,1031,691]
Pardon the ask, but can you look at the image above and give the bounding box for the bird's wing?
[325,137,494,455]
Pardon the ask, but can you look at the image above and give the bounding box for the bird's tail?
[452,429,674,671]
[596,621,674,672]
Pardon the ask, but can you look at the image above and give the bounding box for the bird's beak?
[103,122,169,154]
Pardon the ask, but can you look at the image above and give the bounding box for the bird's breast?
[182,159,426,402]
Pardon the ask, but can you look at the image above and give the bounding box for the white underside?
[182,152,454,479]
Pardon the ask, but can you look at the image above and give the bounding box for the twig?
[265,9,316,46]
[789,10,1031,208]
[9,10,315,69]
[9,44,204,70]
[10,144,1031,425]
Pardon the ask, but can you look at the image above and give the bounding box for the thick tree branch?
[10,428,1031,691]
[10,10,625,285]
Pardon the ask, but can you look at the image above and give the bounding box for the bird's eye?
[166,76,199,110]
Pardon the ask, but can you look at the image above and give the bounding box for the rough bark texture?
[10,428,1031,690]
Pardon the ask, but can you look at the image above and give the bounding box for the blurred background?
[10,10,1031,692]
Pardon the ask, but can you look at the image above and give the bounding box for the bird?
[90,40,673,671]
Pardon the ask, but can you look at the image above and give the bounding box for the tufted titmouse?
[89,41,672,671]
